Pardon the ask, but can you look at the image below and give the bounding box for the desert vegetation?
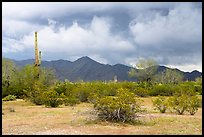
[2,58,202,135]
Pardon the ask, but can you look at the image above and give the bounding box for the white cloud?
[3,38,25,53]
[2,19,44,38]
[167,63,202,73]
[129,3,202,47]
[128,3,202,72]
[3,16,136,64]
[2,2,202,72]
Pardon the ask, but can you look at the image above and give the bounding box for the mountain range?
[11,56,202,82]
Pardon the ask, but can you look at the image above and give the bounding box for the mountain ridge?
[10,56,202,82]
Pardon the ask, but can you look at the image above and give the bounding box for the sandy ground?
[2,99,202,135]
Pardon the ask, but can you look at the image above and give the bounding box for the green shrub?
[63,96,80,106]
[2,95,17,101]
[150,84,174,96]
[73,86,90,102]
[174,83,197,96]
[120,82,137,92]
[133,87,149,97]
[106,83,118,96]
[152,96,169,113]
[168,94,189,115]
[29,94,44,105]
[26,88,44,105]
[54,81,68,95]
[194,85,202,95]
[94,88,142,123]
[88,92,101,104]
[42,90,63,107]
[23,81,47,105]
[186,96,201,115]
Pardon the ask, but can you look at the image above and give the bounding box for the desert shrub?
[24,82,46,105]
[120,82,137,92]
[137,81,153,90]
[186,96,201,115]
[194,85,202,95]
[133,87,149,97]
[54,81,67,94]
[94,88,142,123]
[2,94,17,101]
[174,82,196,96]
[29,93,44,105]
[150,84,174,96]
[106,83,118,96]
[73,85,91,102]
[152,96,169,113]
[42,90,63,107]
[168,94,189,115]
[63,95,80,106]
[88,92,101,104]
[53,81,75,95]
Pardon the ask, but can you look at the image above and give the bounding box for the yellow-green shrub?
[42,90,63,107]
[94,88,142,123]
[186,96,201,115]
[152,96,169,113]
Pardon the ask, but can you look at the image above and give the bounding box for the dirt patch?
[2,99,202,135]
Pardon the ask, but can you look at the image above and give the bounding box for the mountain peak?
[191,70,200,73]
[74,56,95,63]
[81,56,91,60]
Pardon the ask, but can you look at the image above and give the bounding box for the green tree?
[13,64,56,102]
[128,58,158,84]
[155,69,183,84]
[194,77,202,95]
[2,58,17,97]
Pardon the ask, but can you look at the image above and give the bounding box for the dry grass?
[2,96,202,135]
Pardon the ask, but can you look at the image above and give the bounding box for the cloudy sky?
[2,2,202,72]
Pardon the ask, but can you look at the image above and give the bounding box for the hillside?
[12,56,202,82]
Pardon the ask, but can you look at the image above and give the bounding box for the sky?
[2,2,202,72]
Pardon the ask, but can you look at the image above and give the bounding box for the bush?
[54,81,68,95]
[88,92,101,104]
[150,84,174,96]
[94,88,142,123]
[174,83,196,96]
[24,82,46,105]
[29,94,44,105]
[2,95,17,101]
[194,85,202,95]
[186,96,201,115]
[73,85,90,102]
[133,87,149,97]
[26,89,44,105]
[152,96,169,113]
[42,90,63,107]
[63,96,80,106]
[168,94,189,115]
